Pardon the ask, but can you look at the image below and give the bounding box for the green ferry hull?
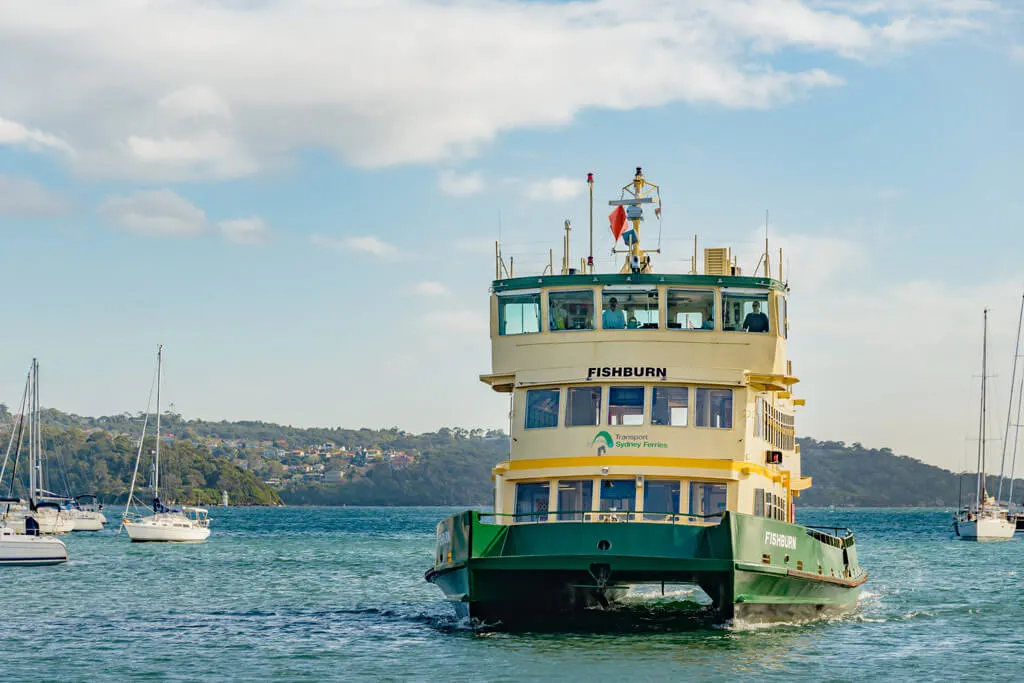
[426,511,865,625]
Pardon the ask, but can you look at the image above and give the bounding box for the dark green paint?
[493,273,786,293]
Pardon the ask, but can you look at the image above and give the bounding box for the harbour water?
[2,507,1020,681]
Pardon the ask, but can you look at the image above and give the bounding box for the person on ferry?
[602,297,626,329]
[742,300,770,333]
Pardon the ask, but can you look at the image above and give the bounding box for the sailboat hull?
[955,516,1016,541]
[124,514,211,542]
[0,529,68,565]
[3,509,76,535]
[71,511,107,531]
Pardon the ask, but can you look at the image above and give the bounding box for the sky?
[1,0,1023,473]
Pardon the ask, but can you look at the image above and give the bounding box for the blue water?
[2,507,1020,681]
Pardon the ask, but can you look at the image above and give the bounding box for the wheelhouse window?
[695,388,732,429]
[557,480,593,521]
[602,288,659,329]
[652,387,688,426]
[722,290,770,333]
[608,386,644,426]
[600,479,636,512]
[515,482,550,522]
[525,389,560,429]
[689,482,727,518]
[567,386,601,427]
[548,290,595,331]
[666,289,715,330]
[643,480,680,520]
[498,291,540,336]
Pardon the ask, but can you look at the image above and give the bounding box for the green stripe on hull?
[426,511,866,625]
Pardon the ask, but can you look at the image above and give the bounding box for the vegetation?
[0,424,282,506]
[4,405,1023,508]
[798,437,1023,507]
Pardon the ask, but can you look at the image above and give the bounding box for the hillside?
[799,438,1022,507]
[3,405,1022,507]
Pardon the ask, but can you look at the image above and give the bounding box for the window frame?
[524,388,561,430]
[497,289,541,336]
[514,481,551,522]
[652,386,689,427]
[665,288,716,331]
[601,286,660,330]
[694,387,733,429]
[547,289,596,332]
[721,288,771,334]
[608,385,645,426]
[566,385,602,427]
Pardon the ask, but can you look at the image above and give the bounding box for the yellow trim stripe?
[505,456,785,482]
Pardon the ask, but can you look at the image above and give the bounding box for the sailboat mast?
[998,294,1024,502]
[976,310,988,510]
[29,359,37,507]
[154,345,162,503]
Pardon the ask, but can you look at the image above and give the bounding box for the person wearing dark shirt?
[742,301,770,333]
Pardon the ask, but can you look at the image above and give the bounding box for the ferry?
[425,168,867,625]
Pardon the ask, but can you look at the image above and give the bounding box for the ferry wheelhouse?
[426,168,866,624]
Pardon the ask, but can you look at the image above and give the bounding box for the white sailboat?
[955,310,1016,541]
[0,359,68,565]
[122,345,211,543]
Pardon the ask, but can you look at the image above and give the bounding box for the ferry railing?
[803,525,855,548]
[478,510,726,525]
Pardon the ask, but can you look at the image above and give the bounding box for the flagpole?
[587,172,594,274]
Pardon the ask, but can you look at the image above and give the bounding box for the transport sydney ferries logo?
[591,431,668,455]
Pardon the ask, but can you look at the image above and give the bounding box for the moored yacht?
[122,346,211,543]
[425,168,866,625]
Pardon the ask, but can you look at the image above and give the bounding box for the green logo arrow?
[591,431,613,455]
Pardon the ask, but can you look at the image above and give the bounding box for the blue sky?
[1,0,1023,471]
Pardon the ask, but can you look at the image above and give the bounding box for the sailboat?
[122,345,211,542]
[0,359,68,564]
[954,310,1016,541]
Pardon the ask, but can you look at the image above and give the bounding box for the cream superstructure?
[482,168,809,527]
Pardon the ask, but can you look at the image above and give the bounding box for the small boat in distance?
[121,345,211,543]
[954,310,1015,541]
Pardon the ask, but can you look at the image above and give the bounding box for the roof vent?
[704,247,732,276]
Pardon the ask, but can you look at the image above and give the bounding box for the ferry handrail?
[477,510,726,524]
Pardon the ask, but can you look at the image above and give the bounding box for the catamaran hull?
[955,517,1015,541]
[0,534,68,566]
[426,511,865,627]
[124,518,211,542]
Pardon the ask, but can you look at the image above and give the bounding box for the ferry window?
[608,386,644,426]
[515,482,550,522]
[600,479,636,512]
[567,386,601,427]
[643,480,680,520]
[525,389,560,429]
[548,290,595,331]
[777,296,788,339]
[754,488,765,517]
[652,387,688,426]
[695,388,733,429]
[689,482,727,518]
[557,480,593,521]
[722,291,770,333]
[498,292,540,335]
[666,289,715,330]
[602,288,659,329]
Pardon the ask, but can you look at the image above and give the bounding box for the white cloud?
[0,174,72,217]
[524,177,587,201]
[0,117,73,154]
[0,1,998,180]
[100,189,207,237]
[1012,44,1024,62]
[310,234,399,259]
[218,217,270,245]
[415,281,452,296]
[438,170,484,197]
